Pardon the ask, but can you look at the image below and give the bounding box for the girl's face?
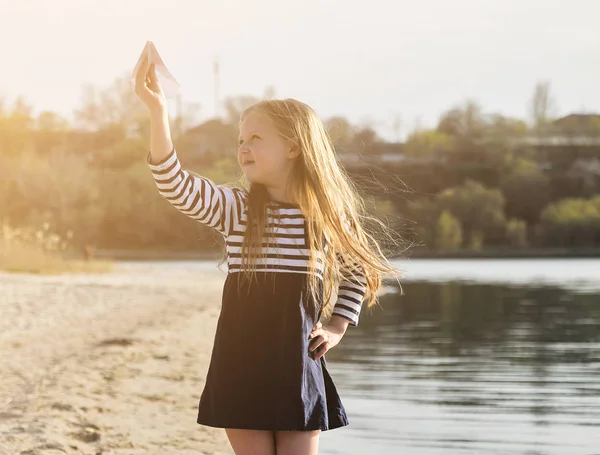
[238,111,297,188]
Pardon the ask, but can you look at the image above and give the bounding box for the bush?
[537,196,600,247]
[0,221,111,274]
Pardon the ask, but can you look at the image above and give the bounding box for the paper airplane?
[131,41,180,98]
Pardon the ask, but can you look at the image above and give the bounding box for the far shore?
[90,247,600,262]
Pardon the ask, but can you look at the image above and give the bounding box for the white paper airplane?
[131,41,180,98]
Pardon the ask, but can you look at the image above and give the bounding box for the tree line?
[0,78,599,258]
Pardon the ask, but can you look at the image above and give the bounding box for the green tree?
[436,101,489,163]
[437,100,487,139]
[404,129,454,157]
[407,197,441,249]
[500,157,550,225]
[438,180,507,246]
[487,114,529,138]
[435,210,463,250]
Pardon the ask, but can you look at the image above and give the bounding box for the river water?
[320,258,600,454]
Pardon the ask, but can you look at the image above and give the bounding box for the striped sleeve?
[332,253,367,327]
[147,148,245,237]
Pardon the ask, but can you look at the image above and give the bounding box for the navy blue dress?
[148,148,367,431]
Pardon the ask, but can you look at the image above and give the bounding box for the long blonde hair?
[230,98,402,318]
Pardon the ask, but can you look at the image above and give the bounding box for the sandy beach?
[0,262,234,455]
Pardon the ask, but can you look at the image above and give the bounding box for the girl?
[135,56,401,455]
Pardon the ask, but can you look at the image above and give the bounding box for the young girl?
[135,56,401,455]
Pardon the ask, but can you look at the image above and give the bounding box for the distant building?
[523,113,600,147]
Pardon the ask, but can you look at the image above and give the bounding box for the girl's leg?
[225,429,276,455]
[275,430,320,455]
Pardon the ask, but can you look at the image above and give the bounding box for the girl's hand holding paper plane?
[133,41,179,113]
[135,56,166,113]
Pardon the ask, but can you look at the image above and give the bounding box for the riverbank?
[89,247,600,262]
[407,247,600,259]
[0,263,233,455]
[0,239,113,275]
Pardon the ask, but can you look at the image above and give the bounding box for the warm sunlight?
[2,1,600,454]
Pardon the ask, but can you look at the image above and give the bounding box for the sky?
[2,0,600,140]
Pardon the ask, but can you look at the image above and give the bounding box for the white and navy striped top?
[147,148,367,326]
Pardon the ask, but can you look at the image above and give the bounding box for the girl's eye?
[239,135,260,145]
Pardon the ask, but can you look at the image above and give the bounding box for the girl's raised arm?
[136,52,244,237]
[147,146,245,237]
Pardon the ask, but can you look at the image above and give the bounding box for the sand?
[0,262,234,455]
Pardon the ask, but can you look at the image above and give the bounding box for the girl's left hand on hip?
[308,322,344,360]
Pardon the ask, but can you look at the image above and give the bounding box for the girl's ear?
[288,140,301,159]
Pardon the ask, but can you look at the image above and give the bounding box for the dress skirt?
[196,271,349,431]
